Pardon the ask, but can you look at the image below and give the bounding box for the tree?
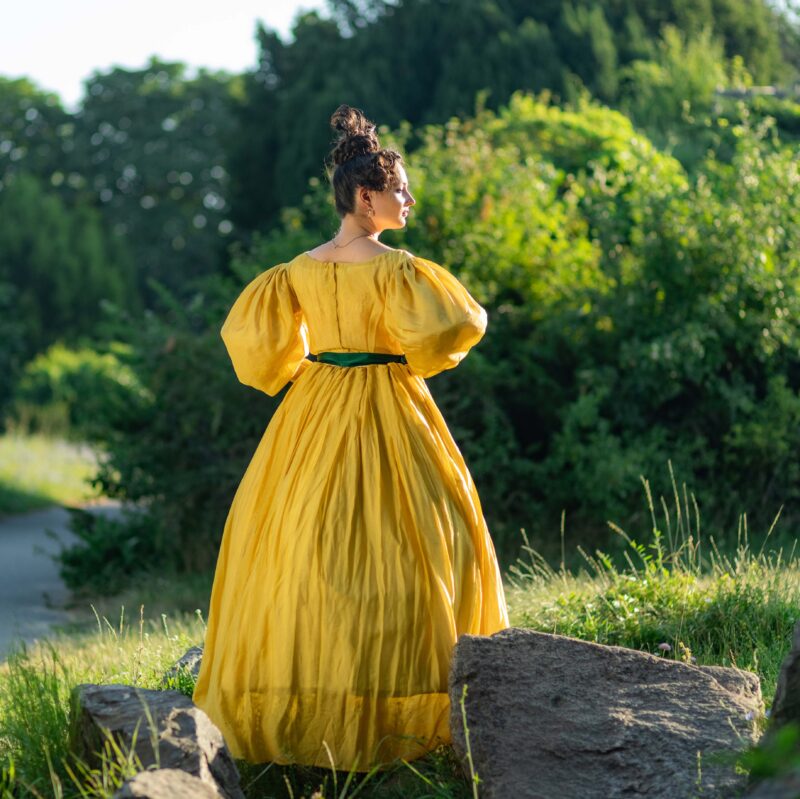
[69,59,239,303]
[0,173,135,358]
[226,0,796,234]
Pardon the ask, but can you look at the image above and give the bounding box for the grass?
[0,433,102,518]
[0,607,474,799]
[505,476,800,701]
[0,465,798,797]
[0,607,203,799]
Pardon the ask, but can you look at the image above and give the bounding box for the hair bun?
[329,104,380,167]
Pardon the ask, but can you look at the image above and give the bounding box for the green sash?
[315,351,408,366]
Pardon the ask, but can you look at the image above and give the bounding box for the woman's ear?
[358,187,373,214]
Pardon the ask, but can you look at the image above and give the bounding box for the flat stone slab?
[448,627,763,799]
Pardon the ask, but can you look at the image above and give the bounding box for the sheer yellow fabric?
[192,249,510,771]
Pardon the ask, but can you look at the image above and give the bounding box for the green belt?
[314,351,408,366]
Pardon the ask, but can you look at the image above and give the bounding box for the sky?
[1,0,330,110]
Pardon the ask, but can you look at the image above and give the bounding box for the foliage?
[0,76,71,186]
[8,341,140,440]
[459,92,800,547]
[618,24,729,139]
[227,0,792,232]
[0,0,796,389]
[0,281,24,420]
[55,507,165,596]
[69,59,240,304]
[66,91,800,572]
[0,172,137,361]
[66,268,285,574]
[0,63,239,389]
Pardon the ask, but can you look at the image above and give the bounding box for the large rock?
[160,646,204,688]
[744,769,800,799]
[740,621,800,798]
[770,620,800,730]
[69,684,243,799]
[114,768,222,798]
[448,628,762,799]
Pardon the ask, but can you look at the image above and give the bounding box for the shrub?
[55,507,165,595]
[7,341,141,440]
[66,92,800,582]
[65,267,290,575]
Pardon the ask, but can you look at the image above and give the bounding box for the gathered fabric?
[192,248,510,772]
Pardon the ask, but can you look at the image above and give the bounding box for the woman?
[192,104,510,773]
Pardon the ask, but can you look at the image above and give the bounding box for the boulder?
[114,768,222,798]
[69,684,243,799]
[160,646,204,688]
[448,627,762,799]
[740,621,800,798]
[769,620,800,730]
[744,769,800,799]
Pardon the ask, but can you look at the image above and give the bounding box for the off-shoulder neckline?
[301,249,407,265]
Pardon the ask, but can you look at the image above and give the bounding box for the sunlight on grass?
[1,464,799,796]
[0,605,473,798]
[0,433,102,516]
[505,468,800,703]
[0,606,206,798]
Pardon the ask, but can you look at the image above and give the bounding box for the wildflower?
[745,711,754,721]
[658,642,672,653]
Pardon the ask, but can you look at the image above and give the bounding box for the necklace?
[332,229,374,249]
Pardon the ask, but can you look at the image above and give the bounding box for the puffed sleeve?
[220,263,309,396]
[384,253,487,378]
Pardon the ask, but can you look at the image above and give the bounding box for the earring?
[367,207,374,217]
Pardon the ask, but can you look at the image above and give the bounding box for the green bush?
[0,281,24,424]
[67,91,800,584]
[8,341,141,440]
[398,93,800,551]
[68,268,293,575]
[55,507,164,595]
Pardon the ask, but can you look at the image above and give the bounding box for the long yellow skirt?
[192,361,510,771]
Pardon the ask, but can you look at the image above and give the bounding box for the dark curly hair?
[325,104,404,217]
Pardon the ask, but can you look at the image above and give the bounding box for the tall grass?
[1,464,798,796]
[0,606,202,798]
[506,464,799,701]
[0,607,473,799]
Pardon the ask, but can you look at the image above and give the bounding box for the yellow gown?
[191,248,510,772]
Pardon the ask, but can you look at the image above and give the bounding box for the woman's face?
[361,165,415,230]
